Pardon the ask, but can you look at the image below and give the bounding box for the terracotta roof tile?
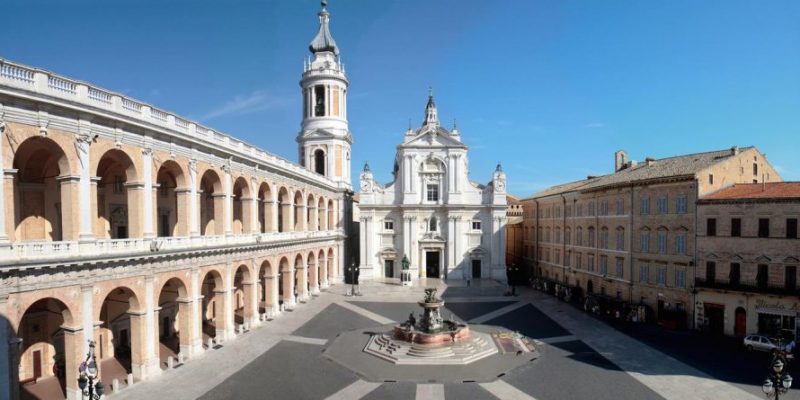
[702,182,800,200]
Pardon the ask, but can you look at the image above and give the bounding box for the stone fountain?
[363,288,498,365]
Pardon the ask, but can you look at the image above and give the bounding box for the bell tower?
[298,0,352,189]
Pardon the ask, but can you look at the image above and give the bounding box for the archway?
[232,264,253,327]
[155,161,186,237]
[318,197,327,231]
[307,251,318,294]
[97,286,144,385]
[277,187,291,232]
[232,177,250,234]
[294,254,307,301]
[200,270,226,341]
[96,149,139,239]
[327,248,336,282]
[157,278,190,369]
[314,149,326,175]
[17,298,76,400]
[294,191,305,231]
[257,182,273,233]
[279,257,294,306]
[318,249,328,288]
[199,170,223,236]
[258,261,277,315]
[327,199,335,230]
[12,137,72,242]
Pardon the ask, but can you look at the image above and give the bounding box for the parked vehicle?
[744,334,793,357]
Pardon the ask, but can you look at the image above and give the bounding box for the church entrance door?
[426,251,440,278]
[472,259,482,278]
[384,260,394,278]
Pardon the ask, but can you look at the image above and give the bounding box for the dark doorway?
[426,251,440,278]
[657,299,665,322]
[116,226,128,239]
[384,260,394,278]
[735,307,747,337]
[160,214,170,237]
[472,259,481,278]
[32,350,42,381]
[704,303,725,336]
[314,149,326,176]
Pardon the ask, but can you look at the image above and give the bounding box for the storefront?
[755,300,799,340]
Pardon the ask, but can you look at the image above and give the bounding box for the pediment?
[301,128,338,140]
[419,232,446,242]
[403,127,465,148]
[754,255,772,263]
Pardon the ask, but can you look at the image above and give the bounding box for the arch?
[327,247,336,281]
[278,256,294,305]
[327,199,335,230]
[293,190,305,231]
[157,277,190,368]
[314,148,326,176]
[307,193,317,231]
[318,197,327,231]
[155,160,187,237]
[233,264,253,326]
[199,170,223,235]
[257,260,276,314]
[294,253,307,300]
[232,177,251,234]
[318,249,328,287]
[95,149,139,239]
[17,297,77,398]
[277,187,291,232]
[257,182,273,233]
[200,269,225,341]
[12,136,74,242]
[97,286,144,382]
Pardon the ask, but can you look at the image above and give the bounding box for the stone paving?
[110,279,769,399]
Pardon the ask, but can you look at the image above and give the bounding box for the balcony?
[695,277,800,297]
[0,230,343,267]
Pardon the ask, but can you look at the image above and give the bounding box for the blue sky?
[4,0,799,196]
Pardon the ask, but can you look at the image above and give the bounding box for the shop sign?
[755,299,800,312]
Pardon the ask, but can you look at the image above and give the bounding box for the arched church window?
[314,149,326,175]
[429,217,437,232]
[314,85,325,117]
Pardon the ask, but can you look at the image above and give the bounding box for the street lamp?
[78,340,105,399]
[762,357,793,399]
[347,261,360,296]
[507,264,519,296]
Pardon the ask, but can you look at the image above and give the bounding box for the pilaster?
[142,148,154,238]
[189,160,200,236]
[77,122,94,242]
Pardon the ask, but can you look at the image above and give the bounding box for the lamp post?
[763,357,793,399]
[507,264,519,296]
[77,340,105,400]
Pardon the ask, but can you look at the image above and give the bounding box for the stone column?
[269,190,279,233]
[189,160,200,237]
[143,276,160,378]
[358,216,366,275]
[76,127,94,241]
[223,265,235,340]
[128,311,147,380]
[176,298,193,357]
[241,281,258,326]
[309,205,318,231]
[337,243,345,283]
[63,327,83,400]
[81,285,94,354]
[142,148,154,238]
[297,204,307,232]
[266,274,279,314]
[447,216,456,279]
[223,167,233,236]
[190,267,203,353]
[212,194,226,235]
[309,260,319,294]
[296,263,309,301]
[499,217,507,271]
[249,178,259,234]
[283,267,296,308]
[319,257,329,288]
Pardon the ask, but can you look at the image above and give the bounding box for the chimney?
[614,150,628,172]
[645,157,655,166]
[731,146,739,155]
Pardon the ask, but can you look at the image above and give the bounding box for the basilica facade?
[358,94,508,282]
[0,2,351,399]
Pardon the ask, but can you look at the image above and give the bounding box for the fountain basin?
[392,324,470,345]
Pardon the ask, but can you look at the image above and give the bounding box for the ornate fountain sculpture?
[393,288,470,344]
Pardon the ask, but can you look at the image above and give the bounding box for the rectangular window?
[640,232,650,252]
[575,253,582,269]
[588,254,595,272]
[588,230,595,247]
[615,258,624,278]
[616,230,625,251]
[577,204,583,217]
[565,252,571,267]
[600,256,608,275]
[616,199,624,215]
[706,261,716,284]
[588,202,596,216]
[787,218,798,239]
[758,218,769,238]
[565,230,571,245]
[731,218,741,237]
[640,197,650,215]
[576,231,582,246]
[753,163,758,176]
[786,266,797,290]
[657,196,668,214]
[757,264,768,289]
[676,196,687,214]
[472,220,481,231]
[676,270,685,288]
[113,175,124,193]
[384,220,394,231]
[426,184,439,202]
[657,267,666,286]
[707,218,717,236]
[709,174,714,185]
[555,249,561,265]
[657,232,667,254]
[729,263,740,286]
[601,230,608,249]
[639,264,649,283]
[676,234,686,255]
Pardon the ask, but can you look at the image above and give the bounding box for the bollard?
[127,373,134,386]
[178,352,185,364]
[167,356,174,369]
[112,378,120,393]
[207,337,214,349]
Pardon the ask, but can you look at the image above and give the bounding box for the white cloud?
[202,90,289,121]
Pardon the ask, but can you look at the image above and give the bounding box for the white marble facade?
[358,93,507,282]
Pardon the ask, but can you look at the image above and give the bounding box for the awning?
[756,307,797,317]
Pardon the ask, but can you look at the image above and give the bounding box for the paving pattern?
[112,280,773,399]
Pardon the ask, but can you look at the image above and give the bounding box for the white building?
[358,93,508,282]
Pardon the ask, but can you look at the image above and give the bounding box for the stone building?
[0,2,351,399]
[521,146,780,326]
[505,195,525,272]
[357,93,507,282]
[696,182,800,338]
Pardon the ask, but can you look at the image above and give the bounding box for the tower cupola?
[422,88,439,128]
[309,0,339,55]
